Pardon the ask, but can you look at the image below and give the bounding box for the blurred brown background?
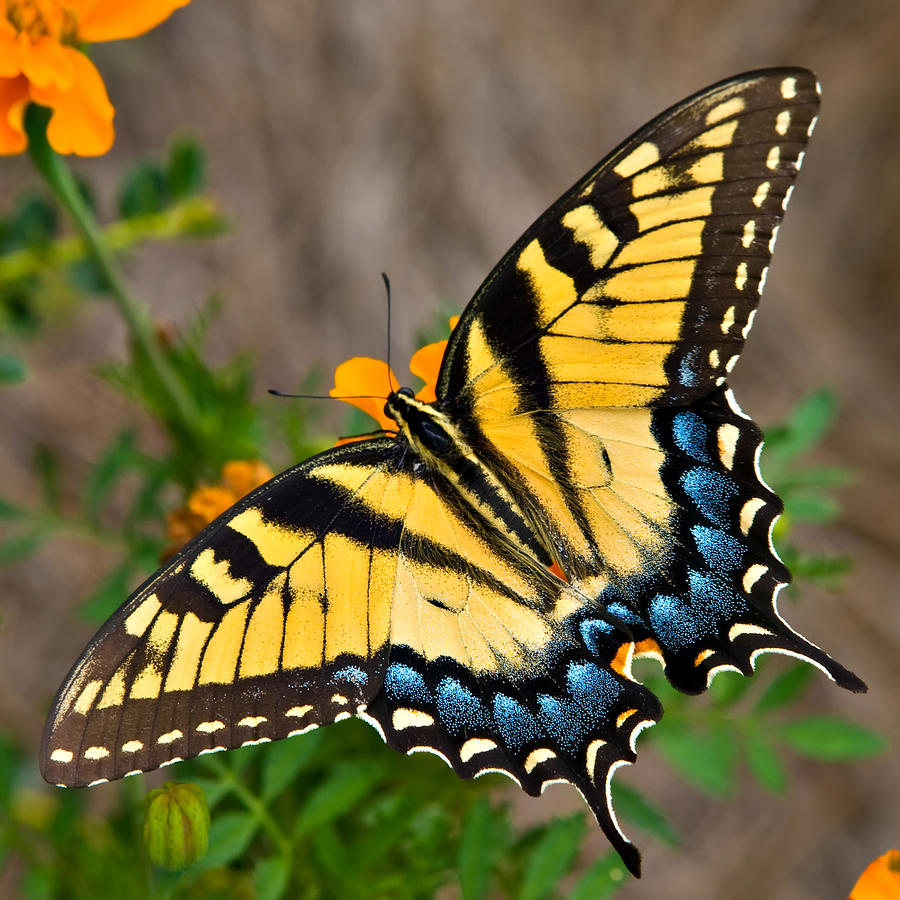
[1,1,898,897]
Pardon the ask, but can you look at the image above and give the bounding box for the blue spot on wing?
[681,467,737,527]
[678,349,703,387]
[493,694,541,753]
[436,678,491,733]
[649,594,708,650]
[672,412,709,462]
[333,666,368,688]
[385,664,428,704]
[691,525,745,571]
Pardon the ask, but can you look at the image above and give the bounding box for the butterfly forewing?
[41,440,405,787]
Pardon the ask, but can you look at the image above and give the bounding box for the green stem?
[0,197,222,283]
[24,105,200,436]
[200,755,292,856]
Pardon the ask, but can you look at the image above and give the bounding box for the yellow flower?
[330,316,459,441]
[163,460,274,558]
[850,850,900,900]
[0,0,191,156]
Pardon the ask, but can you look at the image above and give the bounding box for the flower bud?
[143,782,210,870]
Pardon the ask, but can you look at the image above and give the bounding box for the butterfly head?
[384,387,455,456]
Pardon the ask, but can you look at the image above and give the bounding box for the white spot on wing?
[287,724,319,738]
[735,261,748,291]
[524,748,556,773]
[721,305,736,334]
[781,185,795,211]
[157,730,183,745]
[121,740,143,753]
[766,146,780,170]
[752,181,770,207]
[392,708,435,730]
[50,749,74,763]
[742,309,757,339]
[459,737,498,762]
[775,110,791,135]
[84,746,109,760]
[196,720,225,733]
[743,563,768,592]
[780,77,798,99]
[741,220,756,248]
[237,716,267,728]
[729,623,773,640]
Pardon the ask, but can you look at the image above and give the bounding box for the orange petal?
[449,315,460,330]
[76,0,192,43]
[850,850,900,900]
[29,47,114,156]
[410,339,447,403]
[18,35,73,90]
[330,356,399,432]
[221,460,274,497]
[0,75,29,155]
[0,22,23,79]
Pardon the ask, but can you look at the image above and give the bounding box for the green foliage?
[0,125,883,899]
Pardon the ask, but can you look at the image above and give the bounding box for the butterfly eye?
[398,387,414,397]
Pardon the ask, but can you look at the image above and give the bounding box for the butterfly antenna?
[382,272,393,398]
[268,389,384,401]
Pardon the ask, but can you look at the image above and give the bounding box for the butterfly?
[41,67,865,877]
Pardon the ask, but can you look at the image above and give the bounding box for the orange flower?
[163,460,274,558]
[849,850,900,900]
[330,317,459,441]
[0,0,191,156]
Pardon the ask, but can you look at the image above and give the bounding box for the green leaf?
[709,669,753,707]
[777,466,854,490]
[767,389,837,464]
[610,782,679,847]
[84,429,140,525]
[0,354,27,384]
[0,532,43,563]
[778,716,886,760]
[458,796,503,900]
[654,721,738,796]
[784,493,840,523]
[13,193,58,249]
[195,811,258,869]
[744,731,787,794]
[518,814,586,900]
[33,444,61,511]
[293,762,387,838]
[0,496,26,519]
[260,733,320,803]
[754,663,815,715]
[79,563,138,623]
[569,852,630,900]
[118,159,169,219]
[254,855,290,900]
[168,137,207,199]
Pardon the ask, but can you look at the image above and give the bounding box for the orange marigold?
[163,460,274,558]
[0,0,191,156]
[849,850,900,900]
[331,316,458,441]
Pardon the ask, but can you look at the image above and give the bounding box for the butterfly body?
[42,68,865,877]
